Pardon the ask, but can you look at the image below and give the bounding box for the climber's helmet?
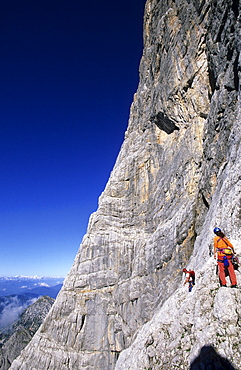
[213,227,221,234]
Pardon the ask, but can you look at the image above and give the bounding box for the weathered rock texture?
[0,296,54,370]
[10,0,241,369]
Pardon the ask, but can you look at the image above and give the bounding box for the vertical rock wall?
[10,0,240,369]
[115,0,241,368]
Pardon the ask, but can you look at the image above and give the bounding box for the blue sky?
[0,0,146,277]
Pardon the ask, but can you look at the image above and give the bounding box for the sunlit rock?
[10,0,241,369]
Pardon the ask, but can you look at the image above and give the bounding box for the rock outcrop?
[10,0,240,369]
[0,296,54,370]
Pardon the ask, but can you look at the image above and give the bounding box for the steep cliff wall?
[10,0,240,369]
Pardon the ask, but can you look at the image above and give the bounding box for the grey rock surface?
[10,0,241,369]
[0,296,54,370]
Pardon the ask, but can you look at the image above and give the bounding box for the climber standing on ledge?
[183,268,195,292]
[213,227,237,288]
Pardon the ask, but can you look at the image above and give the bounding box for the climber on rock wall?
[183,268,195,292]
[213,227,237,288]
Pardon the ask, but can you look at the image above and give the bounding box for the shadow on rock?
[190,345,237,370]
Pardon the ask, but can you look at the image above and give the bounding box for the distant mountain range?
[0,295,55,370]
[0,276,64,331]
[0,276,64,298]
[0,277,63,368]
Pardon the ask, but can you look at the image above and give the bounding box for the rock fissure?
[10,0,241,369]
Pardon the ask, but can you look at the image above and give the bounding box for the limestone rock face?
[10,0,241,369]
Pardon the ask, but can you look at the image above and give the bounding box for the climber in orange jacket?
[213,227,237,288]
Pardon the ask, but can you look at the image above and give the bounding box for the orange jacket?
[214,236,234,257]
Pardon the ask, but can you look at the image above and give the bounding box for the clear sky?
[0,0,146,277]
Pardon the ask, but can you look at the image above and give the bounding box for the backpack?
[189,270,195,284]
